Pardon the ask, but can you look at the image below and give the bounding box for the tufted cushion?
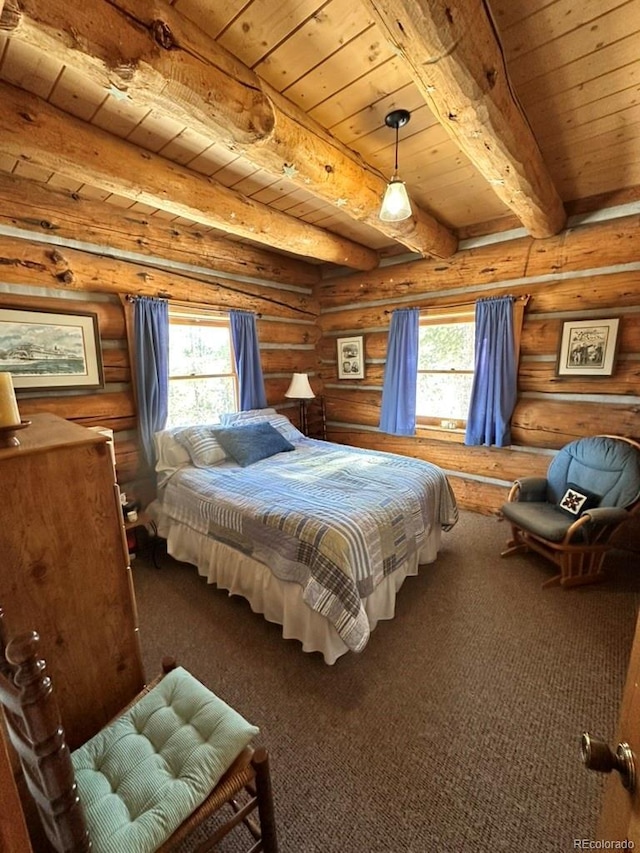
[72,667,258,853]
[212,422,294,467]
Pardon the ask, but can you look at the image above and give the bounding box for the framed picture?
[0,306,104,390]
[556,318,620,377]
[337,335,364,379]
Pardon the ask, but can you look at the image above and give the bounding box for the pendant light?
[379,109,412,222]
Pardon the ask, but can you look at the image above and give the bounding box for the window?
[416,310,475,427]
[167,307,237,427]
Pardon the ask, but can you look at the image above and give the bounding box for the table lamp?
[285,373,315,435]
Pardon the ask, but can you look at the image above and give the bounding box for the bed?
[151,410,458,664]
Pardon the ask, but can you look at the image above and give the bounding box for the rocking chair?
[500,435,640,588]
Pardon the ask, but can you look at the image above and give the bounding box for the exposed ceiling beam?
[0,82,379,271]
[360,0,567,238]
[0,172,320,287]
[2,0,457,259]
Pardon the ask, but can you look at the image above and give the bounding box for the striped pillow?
[221,412,304,444]
[174,425,228,467]
[220,408,276,424]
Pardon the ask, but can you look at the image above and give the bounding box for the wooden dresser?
[0,413,144,745]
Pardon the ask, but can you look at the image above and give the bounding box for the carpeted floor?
[132,511,640,853]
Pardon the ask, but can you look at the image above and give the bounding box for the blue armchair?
[501,435,640,587]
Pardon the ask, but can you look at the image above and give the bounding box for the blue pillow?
[211,422,294,467]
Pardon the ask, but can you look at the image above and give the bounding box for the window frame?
[415,306,475,430]
[167,305,238,426]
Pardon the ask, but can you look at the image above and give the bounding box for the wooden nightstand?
[305,396,327,440]
[125,509,160,568]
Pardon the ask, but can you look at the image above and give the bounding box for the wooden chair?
[500,435,640,588]
[0,608,278,853]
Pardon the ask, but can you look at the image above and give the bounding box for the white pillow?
[154,428,192,472]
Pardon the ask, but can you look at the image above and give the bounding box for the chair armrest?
[582,507,630,526]
[508,477,549,503]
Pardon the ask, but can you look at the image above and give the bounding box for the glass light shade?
[285,372,315,399]
[379,178,412,222]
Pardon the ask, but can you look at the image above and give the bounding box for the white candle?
[0,373,21,427]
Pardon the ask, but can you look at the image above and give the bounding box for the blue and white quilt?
[161,439,458,652]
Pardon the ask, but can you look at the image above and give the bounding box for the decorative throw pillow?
[557,483,601,517]
[221,411,304,444]
[220,408,277,425]
[211,422,295,467]
[174,425,228,468]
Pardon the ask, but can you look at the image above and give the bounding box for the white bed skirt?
[154,513,442,664]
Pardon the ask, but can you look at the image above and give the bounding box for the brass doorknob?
[581,732,636,792]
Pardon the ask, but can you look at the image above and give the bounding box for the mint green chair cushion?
[71,667,259,853]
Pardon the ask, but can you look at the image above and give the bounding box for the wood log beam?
[0,0,19,31]
[0,172,320,287]
[0,82,377,271]
[3,0,457,259]
[0,234,319,319]
[361,0,567,238]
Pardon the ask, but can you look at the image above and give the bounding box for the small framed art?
[337,335,364,379]
[556,318,620,377]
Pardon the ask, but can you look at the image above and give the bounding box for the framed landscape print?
[556,318,620,377]
[337,335,365,379]
[0,307,104,390]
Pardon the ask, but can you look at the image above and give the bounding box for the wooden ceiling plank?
[525,70,640,130]
[323,77,423,144]
[172,0,250,42]
[0,80,378,270]
[537,103,640,151]
[48,65,106,122]
[361,0,567,238]
[253,2,374,91]
[498,0,631,59]
[1,37,60,99]
[126,113,189,153]
[5,0,457,258]
[218,0,324,69]
[282,26,397,113]
[0,171,320,286]
[515,35,639,109]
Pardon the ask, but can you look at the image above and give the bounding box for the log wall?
[3,197,639,527]
[0,224,321,501]
[318,213,640,517]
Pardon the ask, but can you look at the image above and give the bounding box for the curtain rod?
[383,293,531,315]
[125,295,262,318]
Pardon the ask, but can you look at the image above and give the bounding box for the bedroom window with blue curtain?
[416,308,476,429]
[134,296,169,467]
[229,310,268,411]
[167,306,238,427]
[464,295,518,447]
[379,307,419,435]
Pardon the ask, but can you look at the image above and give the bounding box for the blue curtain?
[134,297,169,467]
[379,307,419,435]
[465,296,517,447]
[230,310,268,411]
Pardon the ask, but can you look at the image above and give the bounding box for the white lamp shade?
[285,373,315,399]
[379,178,412,222]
